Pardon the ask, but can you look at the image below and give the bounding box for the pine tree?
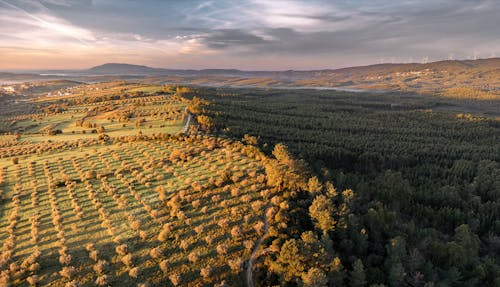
[388,261,406,287]
[350,259,366,287]
[302,268,328,287]
[309,195,336,234]
[307,176,323,194]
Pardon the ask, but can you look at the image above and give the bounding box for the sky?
[0,0,499,70]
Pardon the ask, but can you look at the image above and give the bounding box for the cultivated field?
[0,83,273,286]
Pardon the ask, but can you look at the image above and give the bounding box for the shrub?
[217,218,229,230]
[85,170,97,179]
[228,257,243,271]
[230,226,243,239]
[27,275,39,286]
[254,221,266,236]
[86,243,96,252]
[158,229,169,241]
[188,251,200,263]
[244,240,254,251]
[115,244,128,256]
[129,267,140,278]
[59,253,72,265]
[200,265,212,278]
[9,262,20,274]
[121,253,133,267]
[139,230,148,241]
[130,220,141,230]
[95,275,108,286]
[205,234,215,245]
[169,273,181,286]
[192,200,201,209]
[59,266,76,280]
[89,250,99,262]
[231,188,239,197]
[217,244,228,255]
[29,262,41,272]
[93,260,108,275]
[149,247,163,259]
[194,225,204,235]
[159,260,169,273]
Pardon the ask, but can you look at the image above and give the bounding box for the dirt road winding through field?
[182,107,191,133]
[246,211,269,287]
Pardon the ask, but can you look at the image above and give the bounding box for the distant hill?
[2,58,499,97]
[85,63,288,77]
[86,63,162,75]
[305,58,500,95]
[85,58,500,84]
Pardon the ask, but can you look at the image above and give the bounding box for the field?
[0,133,271,286]
[0,82,187,153]
[0,83,277,286]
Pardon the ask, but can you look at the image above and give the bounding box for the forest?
[192,87,500,286]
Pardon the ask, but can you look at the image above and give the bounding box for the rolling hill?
[2,58,500,98]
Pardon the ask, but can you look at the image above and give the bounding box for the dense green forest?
[193,88,500,286]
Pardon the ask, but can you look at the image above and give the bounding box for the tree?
[307,176,323,194]
[388,262,406,287]
[309,195,336,234]
[302,268,328,287]
[385,237,407,287]
[273,143,292,164]
[197,115,213,131]
[452,224,479,259]
[98,133,110,143]
[274,239,306,281]
[329,257,345,286]
[243,134,258,146]
[350,259,366,287]
[264,160,285,191]
[374,171,411,211]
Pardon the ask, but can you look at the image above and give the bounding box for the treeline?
[197,87,500,286]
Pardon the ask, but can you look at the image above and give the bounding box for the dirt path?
[246,210,269,287]
[182,107,191,133]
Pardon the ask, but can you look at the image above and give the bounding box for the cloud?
[200,29,268,49]
[0,0,96,46]
[0,0,499,69]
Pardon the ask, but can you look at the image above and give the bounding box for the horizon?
[1,0,499,70]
